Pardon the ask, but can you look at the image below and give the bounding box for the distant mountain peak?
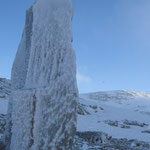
[81,90,150,102]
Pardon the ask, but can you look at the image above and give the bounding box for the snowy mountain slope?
[77,91,150,143]
[0,78,10,115]
[0,78,11,98]
[0,79,150,149]
[0,78,10,143]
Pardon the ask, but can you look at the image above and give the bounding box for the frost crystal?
[4,0,78,149]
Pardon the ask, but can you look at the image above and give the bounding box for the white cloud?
[76,72,92,84]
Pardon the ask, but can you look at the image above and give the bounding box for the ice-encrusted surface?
[1,80,150,149]
[25,0,74,88]
[11,7,33,90]
[4,6,34,149]
[4,0,78,150]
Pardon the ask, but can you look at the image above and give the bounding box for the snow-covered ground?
[0,78,10,140]
[77,91,150,143]
[0,78,10,114]
[0,98,8,115]
[0,79,150,148]
[0,96,7,139]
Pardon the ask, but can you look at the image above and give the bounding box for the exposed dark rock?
[0,140,5,150]
[78,103,90,115]
[123,120,148,127]
[0,115,6,135]
[89,105,98,110]
[76,131,150,150]
[141,130,150,134]
[120,124,130,129]
[105,120,119,127]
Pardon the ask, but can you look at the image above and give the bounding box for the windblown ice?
[4,0,78,149]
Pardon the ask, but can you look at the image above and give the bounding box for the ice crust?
[4,0,78,149]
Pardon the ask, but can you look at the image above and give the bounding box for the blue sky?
[0,0,150,93]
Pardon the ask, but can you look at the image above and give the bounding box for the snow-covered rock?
[0,114,7,139]
[77,90,150,149]
[0,78,10,144]
[4,0,78,150]
[76,131,150,150]
[0,78,10,116]
[0,78,10,150]
[0,78,11,98]
[1,78,150,149]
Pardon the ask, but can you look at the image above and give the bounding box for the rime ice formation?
[3,7,33,149]
[4,0,78,149]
